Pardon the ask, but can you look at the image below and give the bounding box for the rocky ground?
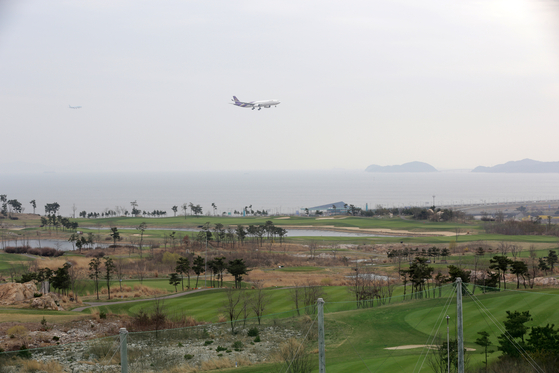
[2,320,303,373]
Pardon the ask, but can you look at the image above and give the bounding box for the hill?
[472,159,559,173]
[365,161,438,172]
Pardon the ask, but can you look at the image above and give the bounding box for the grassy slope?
[224,287,559,373]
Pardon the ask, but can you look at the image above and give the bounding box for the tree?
[236,225,246,245]
[227,258,249,288]
[250,280,270,325]
[308,241,319,259]
[176,257,190,290]
[489,255,513,290]
[213,256,227,287]
[169,273,181,292]
[110,227,120,249]
[538,257,550,275]
[428,338,466,373]
[510,260,528,289]
[44,202,60,215]
[171,205,178,217]
[103,257,116,300]
[51,263,71,296]
[497,310,532,358]
[115,257,126,291]
[181,203,188,219]
[220,287,245,334]
[546,250,558,272]
[440,248,450,262]
[192,255,205,288]
[130,200,140,216]
[211,203,217,216]
[475,331,492,372]
[89,258,102,300]
[29,200,36,214]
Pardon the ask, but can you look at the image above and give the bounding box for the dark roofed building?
[306,201,348,215]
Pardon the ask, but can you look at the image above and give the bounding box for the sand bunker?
[385,345,434,350]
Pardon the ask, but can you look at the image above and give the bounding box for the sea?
[2,170,559,217]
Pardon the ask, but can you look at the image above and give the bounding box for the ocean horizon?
[2,170,559,217]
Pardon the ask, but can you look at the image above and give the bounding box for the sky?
[1,0,559,172]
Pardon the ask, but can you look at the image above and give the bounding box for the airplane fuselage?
[230,96,280,110]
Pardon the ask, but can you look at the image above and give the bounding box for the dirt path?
[71,287,218,312]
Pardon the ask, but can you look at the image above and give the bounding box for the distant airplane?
[69,105,82,109]
[230,96,280,110]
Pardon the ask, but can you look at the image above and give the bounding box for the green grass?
[86,286,355,320]
[225,286,559,373]
[72,215,479,232]
[0,252,34,270]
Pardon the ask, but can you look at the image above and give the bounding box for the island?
[365,161,438,173]
[472,159,559,173]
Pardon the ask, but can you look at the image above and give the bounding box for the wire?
[466,285,545,373]
[413,285,457,373]
[324,302,373,373]
[282,309,318,373]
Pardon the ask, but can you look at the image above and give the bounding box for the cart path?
[71,287,218,312]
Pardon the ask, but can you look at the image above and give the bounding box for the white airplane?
[69,105,82,109]
[230,96,280,110]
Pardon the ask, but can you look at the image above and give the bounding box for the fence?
[0,283,475,373]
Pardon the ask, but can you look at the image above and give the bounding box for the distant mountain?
[365,161,438,173]
[472,159,559,173]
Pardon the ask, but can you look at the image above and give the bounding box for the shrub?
[204,340,214,346]
[216,346,227,352]
[178,342,183,347]
[7,325,28,339]
[254,336,261,343]
[17,345,32,359]
[184,354,194,360]
[52,336,59,341]
[99,311,107,319]
[86,251,105,258]
[247,327,259,337]
[232,341,243,350]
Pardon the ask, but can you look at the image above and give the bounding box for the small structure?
[306,201,349,215]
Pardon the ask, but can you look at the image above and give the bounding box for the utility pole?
[456,278,464,373]
[120,328,128,373]
[318,298,325,373]
[204,235,208,288]
[446,315,450,373]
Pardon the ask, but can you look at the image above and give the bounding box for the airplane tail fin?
[232,96,240,102]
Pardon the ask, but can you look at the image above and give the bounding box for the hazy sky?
[1,0,558,172]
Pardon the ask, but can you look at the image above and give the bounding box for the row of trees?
[168,256,249,291]
[18,263,81,301]
[40,215,79,231]
[0,195,24,218]
[193,221,288,247]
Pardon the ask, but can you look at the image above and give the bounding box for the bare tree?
[115,257,126,291]
[289,282,303,316]
[250,280,270,325]
[510,244,522,259]
[151,296,167,339]
[135,261,147,284]
[220,287,245,334]
[302,280,325,314]
[308,241,319,259]
[498,242,510,255]
[67,263,86,302]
